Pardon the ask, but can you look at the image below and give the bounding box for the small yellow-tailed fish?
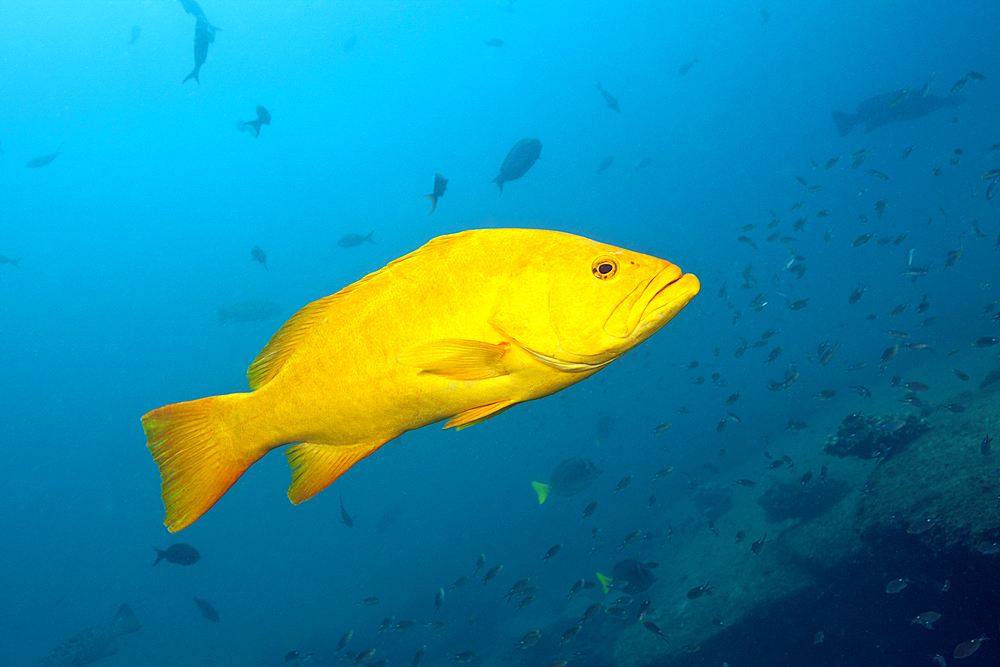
[142,229,699,531]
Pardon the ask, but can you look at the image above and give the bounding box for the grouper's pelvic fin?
[532,481,551,504]
[142,394,262,532]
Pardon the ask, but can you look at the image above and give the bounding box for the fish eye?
[591,256,618,280]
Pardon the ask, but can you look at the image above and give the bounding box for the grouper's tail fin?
[142,394,261,532]
[111,603,142,636]
[831,111,858,137]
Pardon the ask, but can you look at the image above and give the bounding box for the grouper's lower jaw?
[634,272,700,340]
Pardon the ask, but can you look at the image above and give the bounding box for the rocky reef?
[823,411,930,460]
[757,478,851,523]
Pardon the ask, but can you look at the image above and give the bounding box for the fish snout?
[604,265,699,339]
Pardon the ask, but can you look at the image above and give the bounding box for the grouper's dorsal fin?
[247,293,339,389]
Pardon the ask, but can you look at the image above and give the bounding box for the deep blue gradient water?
[2,2,999,666]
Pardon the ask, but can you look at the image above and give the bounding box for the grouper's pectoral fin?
[286,442,383,505]
[445,399,516,430]
[397,339,510,381]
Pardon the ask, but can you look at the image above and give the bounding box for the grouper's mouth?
[604,266,700,339]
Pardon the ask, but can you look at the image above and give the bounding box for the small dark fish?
[796,176,808,187]
[879,345,899,366]
[786,420,807,431]
[482,565,502,583]
[852,233,875,247]
[129,25,141,45]
[824,156,840,169]
[801,470,813,485]
[734,479,755,487]
[634,156,653,171]
[642,620,669,641]
[941,404,965,413]
[493,138,542,194]
[686,581,713,599]
[0,255,22,269]
[652,422,671,435]
[735,530,746,544]
[982,433,992,456]
[356,597,380,606]
[950,74,970,95]
[542,543,562,561]
[339,494,356,527]
[238,105,272,138]
[25,143,63,168]
[581,500,599,520]
[595,82,620,112]
[789,298,809,311]
[750,533,767,554]
[434,587,445,615]
[485,38,504,47]
[983,168,1000,180]
[852,385,872,399]
[338,232,375,248]
[596,155,615,174]
[413,645,427,667]
[866,169,889,180]
[902,145,914,158]
[425,173,448,214]
[973,337,999,348]
[153,543,200,566]
[194,594,220,622]
[251,246,268,270]
[614,475,633,493]
[678,55,699,76]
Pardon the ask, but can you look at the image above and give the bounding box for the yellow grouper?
[142,229,700,532]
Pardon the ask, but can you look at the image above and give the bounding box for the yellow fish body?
[142,229,699,532]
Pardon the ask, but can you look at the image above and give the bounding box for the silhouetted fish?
[251,246,268,270]
[339,494,356,527]
[532,458,602,503]
[184,17,215,84]
[832,91,964,136]
[678,56,699,76]
[37,604,141,667]
[0,255,21,268]
[153,543,200,565]
[216,300,283,324]
[485,38,504,47]
[425,173,448,214]
[337,232,375,248]
[25,143,63,168]
[238,105,272,138]
[596,155,615,174]
[596,82,620,112]
[179,0,220,31]
[128,25,141,45]
[612,559,657,594]
[493,138,542,195]
[193,594,220,622]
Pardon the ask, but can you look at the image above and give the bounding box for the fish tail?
[152,547,165,565]
[531,481,550,504]
[111,603,142,636]
[493,175,504,195]
[183,68,200,84]
[365,231,376,244]
[11,258,20,268]
[425,194,438,214]
[142,393,261,532]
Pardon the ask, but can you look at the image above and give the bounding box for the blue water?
[2,2,999,666]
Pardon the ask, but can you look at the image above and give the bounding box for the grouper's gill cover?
[142,228,699,532]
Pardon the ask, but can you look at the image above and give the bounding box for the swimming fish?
[216,300,283,325]
[337,232,375,248]
[832,91,964,136]
[493,138,542,194]
[128,25,141,45]
[596,155,615,174]
[37,604,141,667]
[0,255,21,268]
[595,82,620,112]
[678,56,699,77]
[339,494,356,527]
[532,458,602,504]
[425,173,448,214]
[142,229,699,531]
[238,105,272,138]
[152,543,200,565]
[485,38,504,47]
[183,17,216,84]
[193,594,220,622]
[251,246,268,270]
[25,143,63,168]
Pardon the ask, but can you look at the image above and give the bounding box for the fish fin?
[142,394,260,533]
[493,175,504,195]
[831,111,857,137]
[397,339,510,381]
[445,399,516,429]
[531,481,551,504]
[425,194,438,214]
[596,572,612,594]
[112,604,142,635]
[183,68,200,84]
[246,293,339,389]
[286,442,382,504]
[152,547,165,566]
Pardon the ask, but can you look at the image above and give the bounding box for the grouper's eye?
[591,256,618,280]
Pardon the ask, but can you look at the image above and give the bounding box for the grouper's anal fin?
[286,442,384,504]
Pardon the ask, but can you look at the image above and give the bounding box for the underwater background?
[2,1,999,666]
